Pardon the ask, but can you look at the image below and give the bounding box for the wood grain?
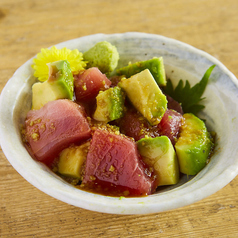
[0,0,238,237]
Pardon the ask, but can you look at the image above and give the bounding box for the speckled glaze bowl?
[1,32,238,214]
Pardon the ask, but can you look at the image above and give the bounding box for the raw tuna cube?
[24,99,91,166]
[74,67,111,102]
[82,128,155,196]
[118,108,157,141]
[109,75,124,87]
[157,109,183,145]
[166,95,183,114]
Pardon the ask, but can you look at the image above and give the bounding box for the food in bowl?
[1,32,238,214]
[20,40,215,198]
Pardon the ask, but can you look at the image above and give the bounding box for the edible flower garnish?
[32,46,86,81]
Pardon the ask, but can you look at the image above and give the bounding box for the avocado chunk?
[58,142,90,180]
[117,57,166,86]
[119,69,167,125]
[93,86,125,122]
[175,113,214,175]
[137,136,180,186]
[32,60,74,110]
[83,41,119,74]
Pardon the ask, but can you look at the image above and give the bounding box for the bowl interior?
[1,32,238,214]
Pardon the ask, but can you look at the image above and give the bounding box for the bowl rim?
[1,32,238,215]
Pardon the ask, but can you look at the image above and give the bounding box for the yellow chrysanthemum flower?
[32,46,87,81]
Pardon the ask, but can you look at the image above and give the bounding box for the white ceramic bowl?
[1,32,238,215]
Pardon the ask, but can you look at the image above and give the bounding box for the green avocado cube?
[58,142,90,180]
[119,69,167,125]
[117,57,166,86]
[93,86,125,122]
[137,136,180,187]
[175,113,214,175]
[32,60,74,110]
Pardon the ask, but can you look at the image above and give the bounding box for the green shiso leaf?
[163,65,216,115]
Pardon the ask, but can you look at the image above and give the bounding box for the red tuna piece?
[157,109,183,145]
[166,94,183,114]
[24,99,91,166]
[109,75,124,87]
[82,128,155,197]
[74,67,111,102]
[118,108,159,142]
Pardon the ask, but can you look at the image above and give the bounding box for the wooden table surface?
[1,0,238,237]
